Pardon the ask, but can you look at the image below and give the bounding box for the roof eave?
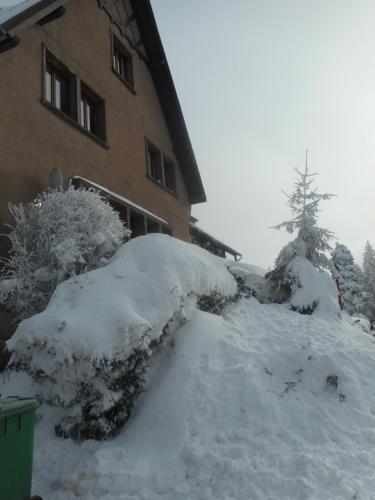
[1,0,67,36]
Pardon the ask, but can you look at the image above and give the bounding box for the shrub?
[0,187,130,321]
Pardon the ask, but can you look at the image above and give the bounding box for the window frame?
[43,50,75,118]
[79,83,106,141]
[145,139,178,196]
[41,46,108,148]
[146,140,164,185]
[162,154,177,194]
[111,33,135,93]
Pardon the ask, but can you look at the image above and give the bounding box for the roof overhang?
[1,0,67,36]
[71,176,168,226]
[190,223,242,261]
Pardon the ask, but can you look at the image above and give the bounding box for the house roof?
[0,0,207,205]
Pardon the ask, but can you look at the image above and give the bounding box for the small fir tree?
[266,152,335,301]
[331,243,364,315]
[363,241,375,324]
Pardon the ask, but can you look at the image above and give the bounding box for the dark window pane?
[161,226,172,236]
[148,144,163,183]
[164,158,176,192]
[130,211,145,237]
[113,37,133,87]
[147,219,160,233]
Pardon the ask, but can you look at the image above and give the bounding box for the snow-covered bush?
[0,187,129,321]
[285,256,340,317]
[266,156,336,310]
[363,241,375,323]
[7,235,237,440]
[331,243,364,315]
[226,261,268,303]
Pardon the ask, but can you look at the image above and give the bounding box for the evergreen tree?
[363,241,375,324]
[266,152,335,300]
[331,243,364,315]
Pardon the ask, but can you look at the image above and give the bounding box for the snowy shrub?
[0,187,130,321]
[197,290,231,315]
[363,241,375,323]
[331,243,364,315]
[266,157,336,309]
[227,262,268,303]
[282,256,340,318]
[197,268,264,315]
[7,235,237,440]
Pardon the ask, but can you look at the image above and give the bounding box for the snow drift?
[3,298,375,499]
[287,256,340,318]
[7,234,237,438]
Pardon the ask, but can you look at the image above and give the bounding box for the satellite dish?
[49,168,63,190]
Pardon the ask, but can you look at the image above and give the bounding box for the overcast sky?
[150,0,375,268]
[1,0,374,268]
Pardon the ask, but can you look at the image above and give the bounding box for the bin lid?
[0,397,41,419]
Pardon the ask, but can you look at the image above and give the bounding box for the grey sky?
[150,0,375,268]
[1,0,374,268]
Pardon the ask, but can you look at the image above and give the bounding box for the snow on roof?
[72,176,168,226]
[0,0,40,25]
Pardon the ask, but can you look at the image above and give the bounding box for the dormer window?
[112,35,134,90]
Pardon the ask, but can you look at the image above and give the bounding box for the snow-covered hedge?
[0,187,129,321]
[7,235,237,440]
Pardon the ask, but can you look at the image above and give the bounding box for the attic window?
[112,35,134,90]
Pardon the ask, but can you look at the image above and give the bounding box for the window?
[147,141,163,184]
[146,140,177,194]
[79,85,105,140]
[163,156,176,192]
[80,91,96,134]
[147,219,160,233]
[43,48,107,145]
[45,58,72,116]
[130,210,146,238]
[161,226,173,236]
[112,35,134,89]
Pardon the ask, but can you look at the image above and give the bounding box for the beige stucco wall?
[0,0,193,256]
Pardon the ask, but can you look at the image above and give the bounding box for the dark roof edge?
[190,223,242,260]
[130,0,206,205]
[2,0,67,34]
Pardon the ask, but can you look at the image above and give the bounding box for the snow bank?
[287,256,340,319]
[4,298,375,499]
[9,234,236,361]
[7,235,237,438]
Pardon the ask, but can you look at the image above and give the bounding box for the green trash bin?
[0,397,42,500]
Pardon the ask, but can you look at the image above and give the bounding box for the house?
[0,0,240,259]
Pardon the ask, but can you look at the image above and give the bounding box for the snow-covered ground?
[3,300,375,498]
[2,235,375,499]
